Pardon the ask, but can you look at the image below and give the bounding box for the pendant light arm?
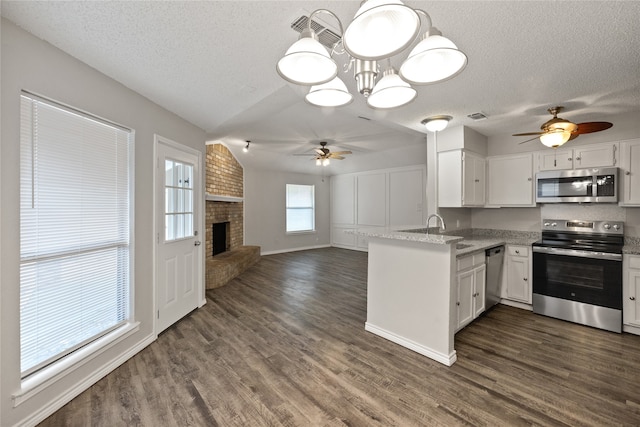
[308,9,345,56]
[413,10,434,38]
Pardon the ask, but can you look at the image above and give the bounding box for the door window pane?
[165,159,194,241]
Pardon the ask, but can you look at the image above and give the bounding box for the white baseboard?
[364,322,457,367]
[623,323,640,336]
[261,244,331,256]
[17,334,156,427]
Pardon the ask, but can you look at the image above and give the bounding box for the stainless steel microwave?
[535,167,618,203]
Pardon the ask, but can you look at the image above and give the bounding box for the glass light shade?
[342,0,420,60]
[316,158,322,166]
[322,158,330,166]
[422,116,451,132]
[366,69,417,109]
[399,34,468,84]
[540,131,571,148]
[305,77,354,107]
[276,36,338,85]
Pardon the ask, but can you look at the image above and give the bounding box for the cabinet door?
[456,269,475,330]
[538,149,574,171]
[624,269,640,327]
[487,154,534,206]
[473,264,486,318]
[463,154,485,206]
[574,144,617,168]
[507,255,530,303]
[621,139,640,205]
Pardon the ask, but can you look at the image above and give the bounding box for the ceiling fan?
[513,106,613,148]
[307,141,352,166]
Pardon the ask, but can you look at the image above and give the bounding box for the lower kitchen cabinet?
[503,245,532,305]
[456,253,486,331]
[623,255,640,334]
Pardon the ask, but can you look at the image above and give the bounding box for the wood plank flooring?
[39,247,640,426]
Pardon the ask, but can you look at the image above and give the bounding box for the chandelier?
[276,0,467,109]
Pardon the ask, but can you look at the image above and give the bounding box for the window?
[286,184,315,232]
[19,93,132,378]
[164,159,194,241]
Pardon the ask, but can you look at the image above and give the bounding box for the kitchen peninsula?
[350,227,535,366]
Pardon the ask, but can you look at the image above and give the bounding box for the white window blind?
[286,184,315,232]
[19,93,132,377]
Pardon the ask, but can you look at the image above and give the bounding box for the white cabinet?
[503,245,531,304]
[574,143,617,168]
[487,153,535,207]
[620,139,640,206]
[623,255,640,333]
[537,143,618,171]
[455,252,486,331]
[438,150,485,207]
[538,148,574,170]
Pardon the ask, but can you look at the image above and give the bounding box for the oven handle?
[532,246,622,261]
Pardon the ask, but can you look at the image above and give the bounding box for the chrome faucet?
[426,213,446,235]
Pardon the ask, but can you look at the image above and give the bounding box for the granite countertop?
[348,226,540,257]
[622,236,640,255]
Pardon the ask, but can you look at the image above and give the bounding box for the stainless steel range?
[532,219,624,333]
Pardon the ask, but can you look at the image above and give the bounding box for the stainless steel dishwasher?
[485,246,505,309]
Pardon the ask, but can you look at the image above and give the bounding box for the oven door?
[532,247,622,310]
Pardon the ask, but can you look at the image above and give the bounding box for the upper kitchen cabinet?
[487,153,535,207]
[537,142,618,171]
[438,150,485,207]
[620,138,640,206]
[436,125,488,208]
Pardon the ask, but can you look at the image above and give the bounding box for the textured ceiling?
[2,1,640,175]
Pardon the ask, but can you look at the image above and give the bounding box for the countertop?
[348,226,540,257]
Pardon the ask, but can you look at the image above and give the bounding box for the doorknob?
[194,241,201,246]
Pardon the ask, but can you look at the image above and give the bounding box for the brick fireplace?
[205,143,259,288]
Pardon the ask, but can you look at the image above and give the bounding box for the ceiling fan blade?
[518,135,542,144]
[330,155,345,160]
[331,151,352,155]
[314,148,324,155]
[512,132,544,136]
[574,122,613,134]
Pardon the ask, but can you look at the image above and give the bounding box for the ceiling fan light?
[305,77,354,107]
[422,115,452,132]
[316,158,322,166]
[322,158,330,166]
[276,30,338,85]
[342,0,420,60]
[399,33,467,84]
[366,68,417,109]
[540,130,571,148]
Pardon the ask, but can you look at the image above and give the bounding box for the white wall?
[1,19,206,426]
[244,168,330,254]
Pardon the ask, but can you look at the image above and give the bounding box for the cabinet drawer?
[457,252,485,271]
[508,246,528,257]
[630,256,640,270]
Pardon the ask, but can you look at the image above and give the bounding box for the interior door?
[156,138,202,333]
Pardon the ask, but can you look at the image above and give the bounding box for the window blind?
[19,93,132,377]
[286,184,315,232]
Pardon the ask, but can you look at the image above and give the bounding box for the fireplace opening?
[212,221,230,256]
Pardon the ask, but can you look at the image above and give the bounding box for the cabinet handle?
[568,158,572,161]
[631,296,636,301]
[527,177,532,181]
[515,250,520,254]
[523,277,528,281]
[456,301,460,306]
[474,179,480,183]
[576,156,581,161]
[626,171,631,176]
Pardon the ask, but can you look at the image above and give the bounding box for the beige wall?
[1,19,206,426]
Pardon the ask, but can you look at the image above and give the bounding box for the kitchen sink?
[456,243,473,250]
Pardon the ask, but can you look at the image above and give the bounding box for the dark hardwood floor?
[40,247,640,426]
